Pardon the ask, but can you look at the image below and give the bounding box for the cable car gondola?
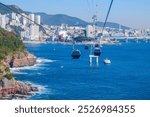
[94,47,101,56]
[71,49,81,59]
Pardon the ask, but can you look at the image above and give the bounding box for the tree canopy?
[0,27,26,60]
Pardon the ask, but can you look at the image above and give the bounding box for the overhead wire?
[102,0,114,34]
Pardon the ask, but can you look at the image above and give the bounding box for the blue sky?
[0,0,150,29]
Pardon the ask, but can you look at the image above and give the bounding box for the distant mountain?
[96,22,130,30]
[34,12,88,26]
[0,4,23,14]
[0,4,130,29]
[34,12,130,29]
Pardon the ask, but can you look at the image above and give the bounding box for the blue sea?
[11,40,150,100]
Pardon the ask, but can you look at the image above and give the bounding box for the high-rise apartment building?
[0,14,6,29]
[86,25,94,38]
[29,14,34,24]
[11,13,16,20]
[22,13,27,26]
[35,15,41,25]
[29,24,39,40]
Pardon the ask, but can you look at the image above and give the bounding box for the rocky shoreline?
[0,52,38,100]
[0,80,38,100]
[5,51,37,68]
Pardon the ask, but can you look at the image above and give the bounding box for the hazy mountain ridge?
[0,5,23,14]
[34,12,88,26]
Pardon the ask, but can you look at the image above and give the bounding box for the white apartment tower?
[86,25,94,38]
[36,15,41,25]
[11,13,16,20]
[29,24,39,40]
[22,13,27,26]
[0,14,6,29]
[29,14,34,24]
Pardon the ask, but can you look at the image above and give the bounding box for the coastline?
[22,36,150,45]
[0,51,38,100]
[23,40,118,45]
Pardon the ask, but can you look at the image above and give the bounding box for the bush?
[5,73,14,80]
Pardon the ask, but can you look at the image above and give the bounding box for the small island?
[0,27,38,99]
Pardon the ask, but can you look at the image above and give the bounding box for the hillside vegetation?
[0,27,25,60]
[0,27,26,80]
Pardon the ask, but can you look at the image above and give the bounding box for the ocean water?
[11,41,150,100]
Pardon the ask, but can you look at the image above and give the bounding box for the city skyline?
[0,0,150,29]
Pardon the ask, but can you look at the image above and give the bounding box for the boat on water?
[103,58,111,64]
[71,49,81,59]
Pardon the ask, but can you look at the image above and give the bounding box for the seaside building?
[35,15,41,25]
[10,13,21,26]
[86,25,94,38]
[60,23,67,30]
[5,15,10,25]
[59,30,68,40]
[29,24,39,40]
[0,14,6,29]
[22,13,27,26]
[11,13,16,20]
[20,27,30,40]
[29,14,34,24]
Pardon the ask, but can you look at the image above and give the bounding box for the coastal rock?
[0,79,38,99]
[6,51,36,68]
[1,78,15,88]
[30,86,38,92]
[0,54,38,99]
[13,52,36,67]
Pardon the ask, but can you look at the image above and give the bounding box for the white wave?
[13,81,50,100]
[34,84,48,95]
[10,64,40,72]
[36,58,57,63]
[10,71,28,75]
[10,58,57,75]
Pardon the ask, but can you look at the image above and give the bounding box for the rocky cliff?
[0,27,38,99]
[4,51,36,68]
[0,62,38,99]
